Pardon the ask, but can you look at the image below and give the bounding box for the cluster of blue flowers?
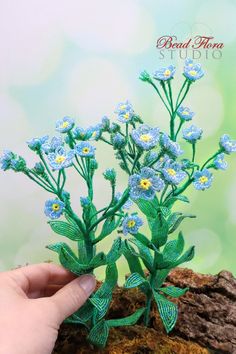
[115,100,134,123]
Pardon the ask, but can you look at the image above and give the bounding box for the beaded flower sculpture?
[1,59,236,348]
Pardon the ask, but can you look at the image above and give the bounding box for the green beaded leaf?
[124,272,148,289]
[64,300,94,325]
[95,263,118,298]
[172,246,195,267]
[90,297,111,315]
[87,320,109,348]
[107,307,145,327]
[155,269,171,288]
[134,232,151,247]
[46,242,83,275]
[135,199,157,218]
[46,242,106,275]
[64,213,78,228]
[106,237,124,264]
[151,213,169,247]
[89,252,107,268]
[159,206,171,218]
[123,242,145,278]
[48,220,83,241]
[168,213,196,234]
[89,202,98,225]
[99,217,116,240]
[164,195,189,209]
[163,231,185,262]
[153,291,178,333]
[127,239,153,272]
[159,286,189,298]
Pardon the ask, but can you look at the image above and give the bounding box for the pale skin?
[0,263,96,354]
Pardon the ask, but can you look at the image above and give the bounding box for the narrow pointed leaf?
[88,320,109,348]
[124,272,148,289]
[123,242,145,278]
[48,221,83,241]
[99,217,116,239]
[135,199,157,218]
[159,286,189,298]
[153,291,178,333]
[168,213,196,234]
[106,237,124,263]
[151,213,169,247]
[107,307,145,327]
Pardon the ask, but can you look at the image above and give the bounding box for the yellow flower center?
[55,155,66,164]
[52,203,60,211]
[92,131,97,138]
[182,111,189,115]
[199,176,208,184]
[140,134,152,142]
[167,168,176,176]
[187,132,193,136]
[189,70,197,76]
[120,104,127,110]
[164,69,171,77]
[127,220,136,228]
[123,112,130,120]
[61,121,69,128]
[139,178,152,190]
[82,147,90,154]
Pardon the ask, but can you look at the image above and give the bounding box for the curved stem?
[201,150,221,170]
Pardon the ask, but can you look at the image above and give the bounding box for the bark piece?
[53,268,236,354]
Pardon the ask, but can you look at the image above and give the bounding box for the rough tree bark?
[53,268,236,354]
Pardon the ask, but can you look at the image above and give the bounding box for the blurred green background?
[0,0,235,281]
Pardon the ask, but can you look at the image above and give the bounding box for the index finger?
[4,263,77,293]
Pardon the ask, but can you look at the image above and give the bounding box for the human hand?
[0,263,96,354]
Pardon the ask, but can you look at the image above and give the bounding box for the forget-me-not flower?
[27,136,49,152]
[153,65,176,81]
[184,59,204,81]
[129,167,164,200]
[131,125,160,150]
[183,125,203,143]
[44,199,65,219]
[75,141,96,158]
[160,133,183,158]
[55,117,75,133]
[47,147,74,170]
[122,214,143,236]
[193,169,213,190]
[177,106,195,121]
[213,153,227,170]
[219,134,236,154]
[161,160,187,185]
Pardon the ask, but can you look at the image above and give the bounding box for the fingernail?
[78,274,96,295]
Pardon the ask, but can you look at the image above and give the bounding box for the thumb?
[49,274,96,323]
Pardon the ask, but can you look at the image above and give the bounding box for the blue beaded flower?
[177,106,195,121]
[183,125,203,143]
[153,65,176,81]
[220,134,236,154]
[117,110,134,124]
[115,100,133,115]
[44,199,65,219]
[41,136,64,154]
[87,124,102,141]
[159,133,183,157]
[72,127,89,141]
[0,150,16,170]
[213,153,227,170]
[27,135,49,152]
[55,117,75,133]
[131,125,160,150]
[193,169,213,190]
[129,167,164,200]
[75,141,96,158]
[47,147,75,170]
[184,59,204,81]
[161,160,187,185]
[122,214,143,236]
